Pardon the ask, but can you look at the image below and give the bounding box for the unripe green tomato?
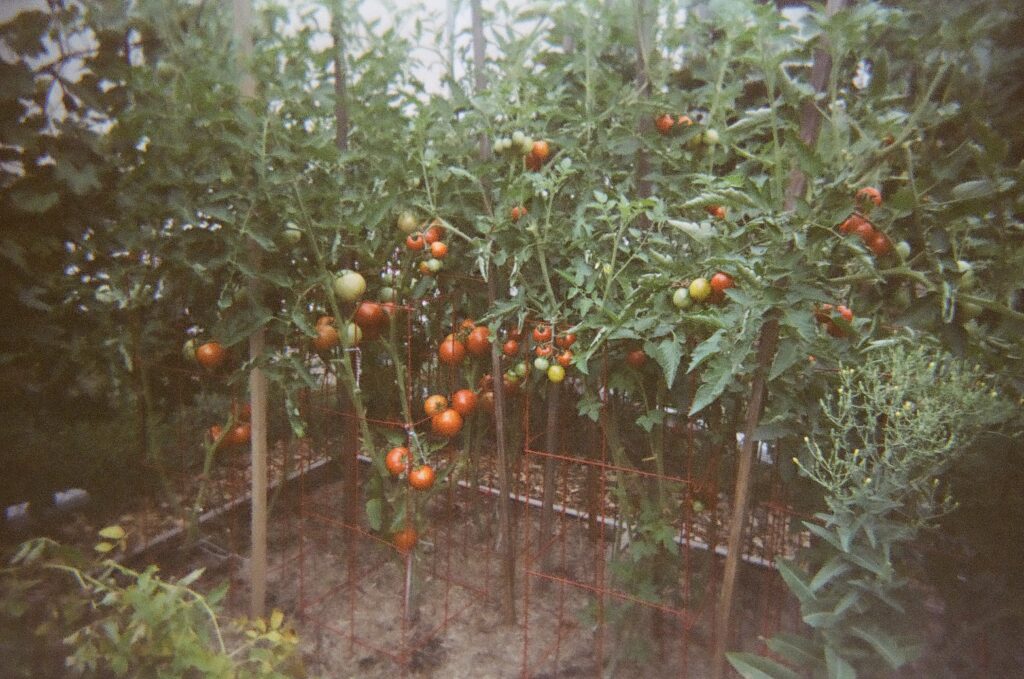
[397,211,418,234]
[341,322,362,347]
[512,130,526,147]
[547,364,566,383]
[514,361,529,378]
[505,369,520,384]
[381,271,396,285]
[426,258,443,273]
[672,287,691,309]
[282,222,302,245]
[333,271,366,301]
[520,136,534,155]
[379,286,396,302]
[534,357,550,372]
[895,241,911,260]
[703,128,720,145]
[602,263,613,275]
[182,339,198,364]
[692,500,705,514]
[689,277,712,302]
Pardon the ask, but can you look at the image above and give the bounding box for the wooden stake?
[709,1,848,676]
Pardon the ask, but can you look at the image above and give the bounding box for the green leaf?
[776,559,815,603]
[804,521,843,551]
[687,328,725,373]
[766,633,821,668]
[365,499,383,532]
[769,339,800,381]
[647,337,684,387]
[98,526,126,540]
[810,555,851,592]
[850,625,922,669]
[825,647,857,679]
[10,189,59,213]
[726,652,800,679]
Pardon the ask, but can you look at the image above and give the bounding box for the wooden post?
[231,0,267,620]
[470,0,515,623]
[709,1,848,676]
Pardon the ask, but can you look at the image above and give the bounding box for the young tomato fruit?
[503,339,519,357]
[557,350,573,368]
[406,233,424,251]
[409,465,436,490]
[655,113,674,135]
[385,447,409,476]
[423,223,443,244]
[333,271,366,302]
[532,324,552,343]
[430,241,448,258]
[534,357,550,372]
[531,140,550,162]
[312,324,340,352]
[511,205,528,221]
[706,205,726,219]
[868,232,891,256]
[535,344,553,358]
[676,115,693,126]
[710,272,734,294]
[555,333,576,349]
[431,408,463,437]
[546,364,566,383]
[424,394,448,417]
[353,301,386,330]
[689,277,712,303]
[397,211,418,234]
[196,342,226,370]
[836,305,854,323]
[451,389,477,416]
[672,288,691,309]
[227,423,251,447]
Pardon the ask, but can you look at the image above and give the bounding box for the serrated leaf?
[726,652,801,679]
[647,337,683,387]
[769,339,801,381]
[98,526,126,540]
[687,329,725,373]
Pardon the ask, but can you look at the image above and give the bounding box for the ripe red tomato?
[385,447,409,476]
[232,401,251,422]
[227,422,251,446]
[655,113,674,135]
[868,232,891,256]
[353,301,386,330]
[438,334,466,365]
[555,333,576,349]
[431,408,463,437]
[626,350,647,368]
[478,374,494,391]
[466,326,490,356]
[196,342,226,370]
[312,324,339,352]
[209,424,224,447]
[460,319,476,332]
[557,350,573,368]
[423,223,443,244]
[406,233,424,250]
[836,305,854,323]
[452,388,477,416]
[430,241,448,258]
[511,206,528,221]
[707,205,726,219]
[531,140,550,161]
[676,115,693,126]
[852,219,876,243]
[424,394,448,417]
[503,339,519,357]
[409,465,435,490]
[856,186,882,207]
[535,344,553,358]
[710,272,734,293]
[532,324,552,342]
[393,527,418,552]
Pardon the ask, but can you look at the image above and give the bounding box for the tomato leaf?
[646,337,684,387]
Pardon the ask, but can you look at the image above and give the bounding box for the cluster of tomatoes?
[501,323,576,385]
[397,213,448,276]
[492,130,551,171]
[838,187,892,256]
[672,271,735,309]
[654,112,694,136]
[184,341,252,451]
[815,303,855,338]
